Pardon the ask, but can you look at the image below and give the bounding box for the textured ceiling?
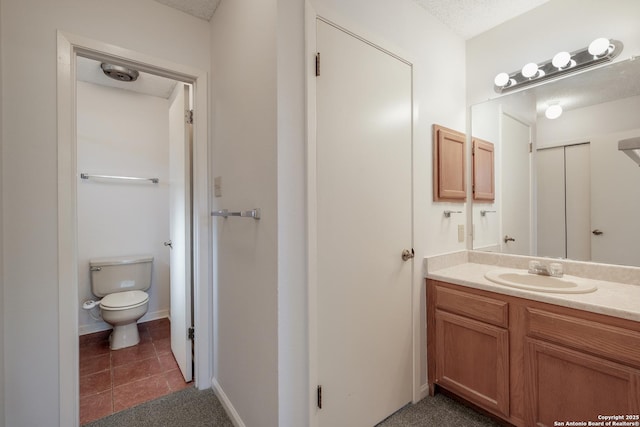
[156,0,550,31]
[413,0,551,40]
[153,0,220,21]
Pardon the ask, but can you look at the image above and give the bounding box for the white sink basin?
[484,268,597,294]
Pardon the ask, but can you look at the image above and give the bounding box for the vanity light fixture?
[494,38,623,93]
[588,37,612,57]
[545,104,563,120]
[552,51,574,69]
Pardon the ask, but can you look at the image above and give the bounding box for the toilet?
[89,255,153,350]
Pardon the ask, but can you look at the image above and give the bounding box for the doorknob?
[592,229,604,236]
[164,240,173,249]
[401,249,415,261]
[504,235,516,243]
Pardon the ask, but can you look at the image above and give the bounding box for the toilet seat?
[100,290,149,311]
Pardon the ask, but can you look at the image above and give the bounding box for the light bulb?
[545,104,563,119]
[552,51,571,69]
[494,72,510,87]
[522,62,539,78]
[588,38,610,57]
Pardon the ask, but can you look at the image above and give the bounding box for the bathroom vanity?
[426,252,640,427]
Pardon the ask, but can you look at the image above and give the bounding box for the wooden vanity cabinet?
[427,279,640,427]
[434,299,510,418]
[526,338,640,426]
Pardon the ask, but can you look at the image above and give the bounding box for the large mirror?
[471,58,640,267]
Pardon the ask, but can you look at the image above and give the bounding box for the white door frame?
[56,31,211,427]
[305,5,421,426]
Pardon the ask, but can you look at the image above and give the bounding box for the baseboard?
[78,309,169,336]
[419,383,430,401]
[211,377,246,427]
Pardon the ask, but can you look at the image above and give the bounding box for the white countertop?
[427,261,640,323]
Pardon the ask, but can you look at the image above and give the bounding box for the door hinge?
[529,142,533,153]
[185,109,194,124]
[188,327,195,340]
[317,385,322,409]
[315,53,320,77]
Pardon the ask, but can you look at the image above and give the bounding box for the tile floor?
[79,318,192,425]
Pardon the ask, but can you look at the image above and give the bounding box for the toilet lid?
[100,290,149,310]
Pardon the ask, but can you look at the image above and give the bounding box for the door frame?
[305,5,421,426]
[56,31,211,426]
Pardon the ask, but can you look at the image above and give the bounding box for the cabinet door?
[435,310,510,417]
[433,125,466,201]
[525,338,640,427]
[472,138,495,201]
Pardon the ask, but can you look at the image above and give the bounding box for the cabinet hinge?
[188,327,195,340]
[185,109,194,124]
[315,53,321,77]
[317,385,322,409]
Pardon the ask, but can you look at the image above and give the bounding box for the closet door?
[565,144,591,261]
[536,144,590,260]
[536,147,565,258]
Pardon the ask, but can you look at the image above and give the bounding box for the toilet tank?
[89,255,153,297]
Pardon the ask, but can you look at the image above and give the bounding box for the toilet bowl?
[89,255,153,350]
[100,290,149,349]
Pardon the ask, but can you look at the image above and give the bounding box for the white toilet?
[89,255,153,350]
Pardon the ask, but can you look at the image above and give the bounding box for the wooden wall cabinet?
[433,125,466,201]
[472,138,495,201]
[427,279,640,427]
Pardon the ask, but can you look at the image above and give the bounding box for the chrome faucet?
[528,260,564,278]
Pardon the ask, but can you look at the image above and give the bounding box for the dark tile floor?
[79,318,192,425]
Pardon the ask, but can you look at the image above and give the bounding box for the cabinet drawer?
[526,308,640,368]
[435,285,508,327]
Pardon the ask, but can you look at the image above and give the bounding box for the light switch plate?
[458,224,465,242]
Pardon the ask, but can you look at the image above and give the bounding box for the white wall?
[0,0,209,425]
[467,0,640,106]
[276,0,307,425]
[210,1,280,426]
[0,3,4,426]
[471,101,500,249]
[537,95,640,147]
[76,81,170,334]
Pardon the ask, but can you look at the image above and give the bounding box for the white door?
[536,144,591,260]
[168,83,192,382]
[501,113,531,255]
[565,144,591,261]
[537,147,566,258]
[316,19,413,426]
